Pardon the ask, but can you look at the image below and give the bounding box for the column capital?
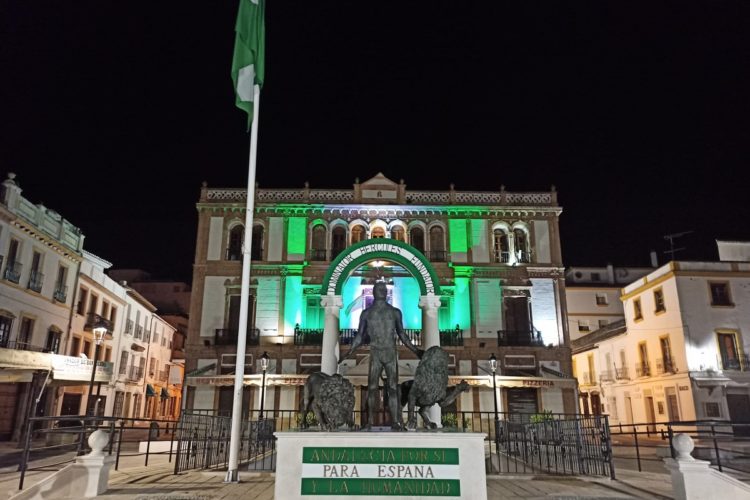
[321,294,343,311]
[419,294,442,310]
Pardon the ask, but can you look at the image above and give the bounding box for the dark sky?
[2,1,749,283]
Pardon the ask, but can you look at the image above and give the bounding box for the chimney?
[650,251,658,268]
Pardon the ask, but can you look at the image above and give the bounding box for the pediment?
[360,172,400,202]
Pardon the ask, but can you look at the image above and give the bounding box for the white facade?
[0,173,83,440]
[573,257,750,427]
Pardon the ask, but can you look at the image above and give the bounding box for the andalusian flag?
[231,0,265,128]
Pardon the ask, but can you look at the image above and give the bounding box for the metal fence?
[609,419,750,474]
[172,409,614,478]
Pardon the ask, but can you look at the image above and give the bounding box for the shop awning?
[146,384,156,397]
[160,387,169,399]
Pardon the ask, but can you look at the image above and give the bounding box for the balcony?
[516,250,531,264]
[310,249,327,262]
[53,284,68,302]
[497,329,545,347]
[600,370,614,383]
[3,260,21,284]
[125,319,134,335]
[295,327,424,347]
[635,362,651,377]
[580,371,595,385]
[615,367,630,380]
[84,313,113,333]
[0,338,53,353]
[135,325,143,339]
[493,251,510,264]
[428,251,447,262]
[720,355,749,372]
[439,327,464,347]
[127,365,144,381]
[27,270,44,293]
[656,357,677,374]
[214,328,260,346]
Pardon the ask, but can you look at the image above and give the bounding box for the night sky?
[2,2,749,283]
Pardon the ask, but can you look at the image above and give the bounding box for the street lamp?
[259,352,270,420]
[85,321,108,417]
[489,354,499,463]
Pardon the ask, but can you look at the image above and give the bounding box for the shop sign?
[51,355,113,382]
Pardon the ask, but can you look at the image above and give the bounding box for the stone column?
[320,294,343,375]
[419,294,443,426]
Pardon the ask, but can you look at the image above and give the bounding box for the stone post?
[320,294,343,375]
[664,433,737,500]
[419,294,443,426]
[74,429,115,497]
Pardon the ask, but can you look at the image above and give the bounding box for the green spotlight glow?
[284,275,303,333]
[452,277,471,329]
[449,219,468,253]
[287,217,307,255]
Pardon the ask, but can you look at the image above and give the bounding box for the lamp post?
[259,351,270,420]
[85,321,108,417]
[489,354,499,464]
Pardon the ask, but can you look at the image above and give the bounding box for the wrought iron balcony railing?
[0,339,53,353]
[656,357,677,374]
[493,251,510,263]
[84,313,113,333]
[635,362,651,377]
[53,284,67,303]
[497,329,545,347]
[310,249,327,261]
[3,260,21,284]
[428,250,447,262]
[27,270,44,292]
[516,250,531,263]
[125,319,134,334]
[720,355,749,372]
[599,370,614,383]
[439,327,464,347]
[295,327,426,348]
[135,325,143,339]
[615,367,630,380]
[214,328,260,346]
[127,365,144,381]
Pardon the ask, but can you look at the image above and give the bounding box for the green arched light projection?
[321,238,442,296]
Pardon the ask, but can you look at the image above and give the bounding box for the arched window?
[311,224,327,261]
[514,228,530,263]
[391,226,405,242]
[227,225,244,261]
[251,225,264,261]
[410,227,425,253]
[351,225,366,244]
[429,226,446,262]
[371,227,386,239]
[331,226,347,259]
[493,229,510,263]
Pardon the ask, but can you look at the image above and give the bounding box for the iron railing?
[53,284,67,302]
[128,365,144,381]
[497,329,545,347]
[599,370,614,383]
[27,270,44,292]
[440,327,464,346]
[294,327,426,347]
[720,354,748,371]
[428,250,447,262]
[0,339,52,353]
[3,260,21,283]
[635,362,651,377]
[615,367,630,380]
[493,250,511,263]
[84,313,113,332]
[656,357,677,374]
[214,328,260,346]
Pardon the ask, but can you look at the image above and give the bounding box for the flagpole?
[226,83,261,483]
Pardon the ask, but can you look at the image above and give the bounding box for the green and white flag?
[231,0,265,128]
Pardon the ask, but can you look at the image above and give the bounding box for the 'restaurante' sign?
[301,447,459,496]
[325,241,436,296]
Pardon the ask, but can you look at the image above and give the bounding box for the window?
[101,301,110,319]
[410,227,425,253]
[28,251,43,292]
[653,288,666,313]
[637,342,650,376]
[0,315,13,347]
[104,347,111,362]
[70,336,81,356]
[598,319,609,329]
[227,225,243,261]
[391,226,405,242]
[311,224,327,261]
[492,229,510,263]
[3,239,21,283]
[587,354,596,384]
[331,226,346,258]
[371,227,385,238]
[659,336,675,373]
[429,226,446,261]
[705,402,721,418]
[113,392,125,418]
[77,288,88,315]
[18,317,34,349]
[718,331,742,370]
[83,340,92,358]
[54,265,68,302]
[251,225,264,261]
[149,358,157,377]
[110,306,117,325]
[305,296,323,329]
[119,351,129,375]
[45,329,61,353]
[88,294,98,314]
[513,228,530,263]
[633,298,643,321]
[351,225,366,244]
[709,283,732,306]
[578,320,590,332]
[595,293,608,306]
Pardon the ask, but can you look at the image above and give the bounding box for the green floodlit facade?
[186,173,577,417]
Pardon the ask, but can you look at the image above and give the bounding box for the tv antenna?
[663,230,693,261]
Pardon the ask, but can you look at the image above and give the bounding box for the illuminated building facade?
[185,173,577,419]
[572,244,750,426]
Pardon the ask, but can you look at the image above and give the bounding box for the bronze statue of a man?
[340,282,423,430]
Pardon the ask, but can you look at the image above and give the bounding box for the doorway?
[644,397,656,433]
[727,394,750,437]
[625,397,634,424]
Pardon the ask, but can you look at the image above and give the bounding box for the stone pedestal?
[320,295,343,375]
[275,431,487,500]
[419,294,443,427]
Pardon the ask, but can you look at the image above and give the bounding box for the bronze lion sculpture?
[400,346,471,429]
[300,372,355,431]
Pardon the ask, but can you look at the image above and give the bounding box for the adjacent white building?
[572,243,750,427]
